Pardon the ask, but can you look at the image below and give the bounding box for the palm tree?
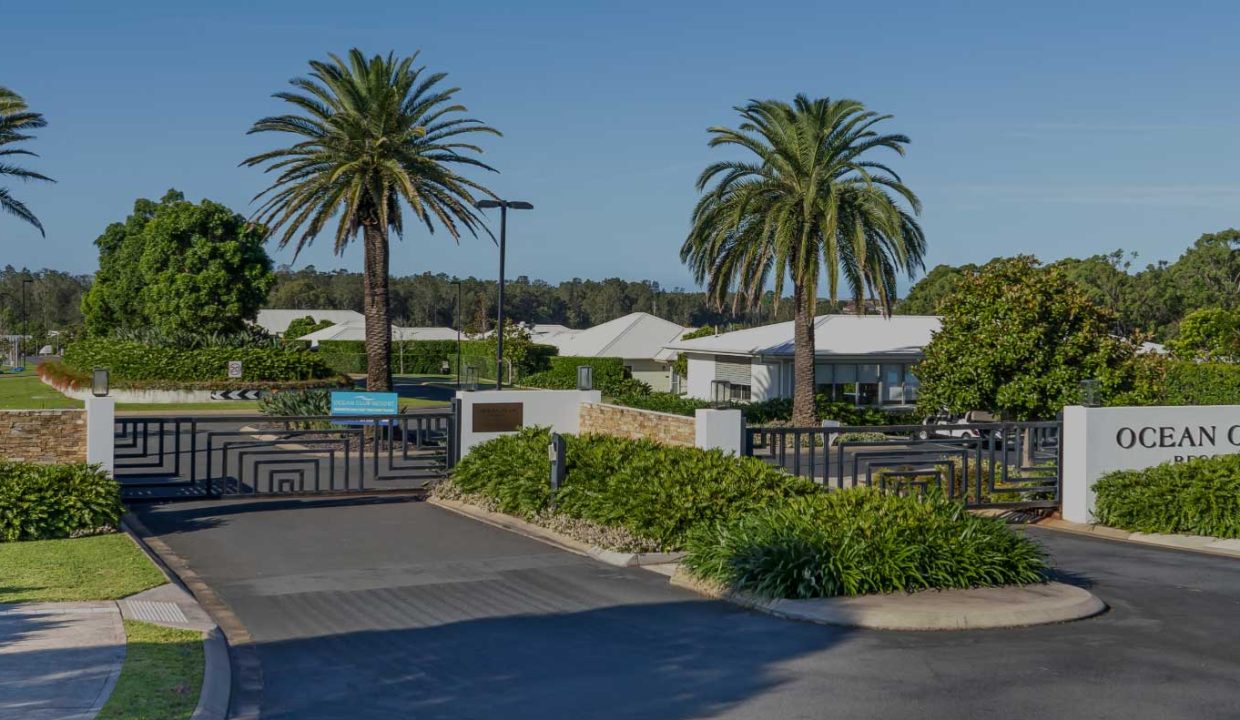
[243,49,499,391]
[0,87,54,235]
[681,95,926,425]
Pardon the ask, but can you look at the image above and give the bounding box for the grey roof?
[665,314,941,358]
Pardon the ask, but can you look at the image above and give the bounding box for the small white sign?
[227,360,243,379]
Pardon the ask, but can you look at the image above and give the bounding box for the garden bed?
[444,429,1054,602]
[1093,454,1240,539]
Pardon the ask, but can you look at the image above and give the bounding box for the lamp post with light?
[475,199,533,389]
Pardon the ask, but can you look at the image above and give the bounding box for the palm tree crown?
[0,87,54,236]
[243,49,500,390]
[681,95,926,423]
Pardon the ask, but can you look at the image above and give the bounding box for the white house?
[255,309,365,336]
[664,314,941,408]
[536,312,690,392]
[297,320,458,344]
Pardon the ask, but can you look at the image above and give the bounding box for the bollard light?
[463,365,478,391]
[92,368,110,397]
[576,365,593,391]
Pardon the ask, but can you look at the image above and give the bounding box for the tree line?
[896,229,1240,341]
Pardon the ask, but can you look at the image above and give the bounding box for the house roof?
[298,321,458,343]
[549,312,689,361]
[256,309,365,335]
[665,314,942,358]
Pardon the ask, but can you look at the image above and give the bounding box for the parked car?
[918,410,1003,445]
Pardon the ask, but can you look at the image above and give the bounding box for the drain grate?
[125,600,188,624]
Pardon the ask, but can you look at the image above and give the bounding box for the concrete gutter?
[428,497,685,567]
[1039,518,1240,560]
[122,517,247,720]
[670,566,1106,631]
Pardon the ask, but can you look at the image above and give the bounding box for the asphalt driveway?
[134,499,1240,720]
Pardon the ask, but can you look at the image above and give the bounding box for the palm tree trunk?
[792,281,818,426]
[362,221,393,392]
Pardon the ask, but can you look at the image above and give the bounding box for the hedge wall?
[318,340,557,378]
[1159,361,1240,405]
[522,356,629,390]
[64,339,336,382]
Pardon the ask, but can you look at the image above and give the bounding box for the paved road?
[134,498,1240,720]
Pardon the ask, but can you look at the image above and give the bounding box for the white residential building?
[297,320,458,344]
[537,312,690,392]
[255,309,365,336]
[664,314,941,408]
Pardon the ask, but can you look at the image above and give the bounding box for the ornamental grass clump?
[1093,455,1240,538]
[682,488,1047,599]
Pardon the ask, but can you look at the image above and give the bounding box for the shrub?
[522,356,630,392]
[609,390,709,416]
[451,428,819,549]
[0,463,123,542]
[319,339,557,379]
[63,338,336,383]
[38,360,346,393]
[1094,456,1240,538]
[259,388,332,417]
[683,489,1047,599]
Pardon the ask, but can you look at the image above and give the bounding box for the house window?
[882,364,904,405]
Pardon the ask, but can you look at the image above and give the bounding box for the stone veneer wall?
[579,402,695,447]
[0,410,88,464]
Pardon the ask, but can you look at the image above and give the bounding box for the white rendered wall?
[1061,404,1240,523]
[750,362,780,402]
[628,359,672,392]
[456,389,601,456]
[685,354,716,400]
[695,408,744,455]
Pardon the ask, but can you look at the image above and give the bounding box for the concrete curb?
[669,567,1106,631]
[428,497,684,567]
[1039,518,1240,560]
[124,513,261,720]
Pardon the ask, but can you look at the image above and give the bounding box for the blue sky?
[4,0,1240,292]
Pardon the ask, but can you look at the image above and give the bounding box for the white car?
[918,410,1003,444]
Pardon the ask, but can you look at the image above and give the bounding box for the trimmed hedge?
[64,339,336,383]
[683,489,1047,599]
[39,360,346,392]
[317,339,557,378]
[450,428,819,550]
[0,463,123,541]
[1158,361,1240,406]
[522,356,629,391]
[1094,456,1240,538]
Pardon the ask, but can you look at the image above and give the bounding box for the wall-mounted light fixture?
[92,368,110,397]
[576,365,593,391]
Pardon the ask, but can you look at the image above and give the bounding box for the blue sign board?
[330,391,399,416]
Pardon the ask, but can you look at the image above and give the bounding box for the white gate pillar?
[695,408,744,455]
[85,395,115,476]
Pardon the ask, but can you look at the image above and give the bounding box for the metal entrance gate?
[115,407,459,501]
[744,420,1061,510]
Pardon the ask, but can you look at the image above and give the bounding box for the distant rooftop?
[550,312,689,360]
[256,309,365,335]
[665,315,942,358]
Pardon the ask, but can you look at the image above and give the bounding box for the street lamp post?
[475,199,533,389]
[451,280,463,388]
[20,279,32,365]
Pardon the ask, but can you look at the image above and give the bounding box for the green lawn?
[97,621,204,720]
[0,534,166,603]
[0,373,82,409]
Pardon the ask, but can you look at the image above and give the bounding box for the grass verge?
[0,373,81,409]
[0,534,165,603]
[96,620,204,720]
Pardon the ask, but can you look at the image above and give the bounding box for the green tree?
[0,87,54,235]
[284,315,336,340]
[81,190,275,336]
[243,49,499,392]
[1166,307,1240,361]
[896,263,976,315]
[1168,229,1240,312]
[915,256,1132,420]
[681,95,926,424]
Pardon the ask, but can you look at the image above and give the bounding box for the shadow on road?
[253,600,849,720]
